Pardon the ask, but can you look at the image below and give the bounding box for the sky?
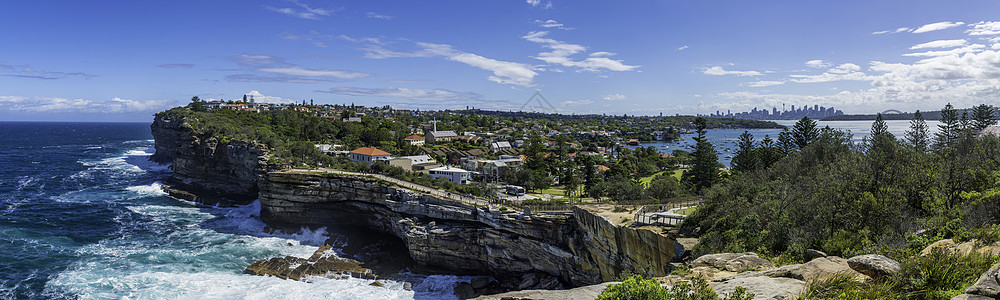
[3,1,1000,122]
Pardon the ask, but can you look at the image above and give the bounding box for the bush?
[597,275,753,300]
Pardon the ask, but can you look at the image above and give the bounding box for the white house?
[490,141,512,153]
[349,147,392,164]
[427,166,471,184]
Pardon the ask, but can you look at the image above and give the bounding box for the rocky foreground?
[477,239,1000,300]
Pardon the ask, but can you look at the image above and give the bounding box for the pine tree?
[791,116,818,150]
[870,113,888,137]
[971,104,997,132]
[777,128,795,155]
[731,130,755,172]
[906,110,929,151]
[683,117,720,192]
[935,103,959,149]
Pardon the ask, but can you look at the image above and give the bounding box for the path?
[297,168,492,208]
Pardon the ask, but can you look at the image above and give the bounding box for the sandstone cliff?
[258,171,682,290]
[150,112,268,203]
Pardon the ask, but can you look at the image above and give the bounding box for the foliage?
[682,117,720,193]
[906,110,929,152]
[682,103,1000,259]
[597,275,753,300]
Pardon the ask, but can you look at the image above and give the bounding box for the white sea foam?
[48,202,417,299]
[125,182,167,196]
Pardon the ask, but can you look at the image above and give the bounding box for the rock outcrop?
[257,171,681,290]
[244,245,376,280]
[847,254,901,280]
[150,111,268,204]
[953,262,1000,299]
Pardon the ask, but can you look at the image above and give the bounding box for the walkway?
[296,168,491,208]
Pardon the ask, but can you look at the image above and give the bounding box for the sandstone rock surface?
[472,282,618,300]
[712,276,805,300]
[244,245,376,280]
[690,252,776,272]
[847,254,900,280]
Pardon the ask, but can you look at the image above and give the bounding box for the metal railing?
[633,200,699,226]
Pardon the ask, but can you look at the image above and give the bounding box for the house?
[404,135,425,146]
[427,166,472,184]
[378,155,435,171]
[426,130,458,144]
[349,147,392,164]
[490,141,511,153]
[343,117,362,122]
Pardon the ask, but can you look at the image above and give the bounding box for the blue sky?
[3,0,1000,122]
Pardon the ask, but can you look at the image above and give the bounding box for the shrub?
[597,275,753,300]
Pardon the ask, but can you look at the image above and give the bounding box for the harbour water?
[628,120,942,166]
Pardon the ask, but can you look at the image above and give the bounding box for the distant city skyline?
[3,1,1000,121]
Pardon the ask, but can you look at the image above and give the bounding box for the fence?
[632,200,700,226]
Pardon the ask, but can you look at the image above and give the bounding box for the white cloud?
[257,67,370,79]
[244,91,297,104]
[703,66,762,76]
[806,60,831,68]
[590,52,616,57]
[902,44,985,57]
[522,31,639,72]
[912,21,965,33]
[910,39,968,49]
[264,0,334,20]
[319,86,482,102]
[677,45,689,51]
[534,19,570,30]
[873,27,912,35]
[561,99,593,106]
[744,80,785,87]
[0,96,171,113]
[346,37,539,86]
[601,94,626,101]
[968,21,1000,36]
[829,63,861,73]
[366,12,393,20]
[526,0,552,9]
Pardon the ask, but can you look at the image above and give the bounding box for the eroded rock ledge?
[257,170,682,291]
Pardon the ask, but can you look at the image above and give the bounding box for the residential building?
[349,147,392,164]
[404,135,425,146]
[427,166,472,184]
[490,141,512,153]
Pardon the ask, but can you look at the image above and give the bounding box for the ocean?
[0,122,470,299]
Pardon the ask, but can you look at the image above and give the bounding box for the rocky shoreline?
[150,113,683,297]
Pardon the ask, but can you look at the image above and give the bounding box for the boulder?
[806,249,827,259]
[688,266,738,281]
[921,239,978,257]
[244,245,375,281]
[738,256,866,283]
[976,242,1000,256]
[454,282,478,299]
[951,294,995,300]
[712,276,806,300]
[962,262,1000,298]
[847,254,900,280]
[691,252,776,273]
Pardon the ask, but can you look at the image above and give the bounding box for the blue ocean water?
[0,122,469,299]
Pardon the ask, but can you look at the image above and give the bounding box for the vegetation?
[802,250,998,300]
[682,103,1000,262]
[596,275,753,300]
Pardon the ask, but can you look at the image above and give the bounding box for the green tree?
[187,96,206,112]
[792,116,818,150]
[936,103,960,149]
[731,130,755,173]
[683,117,720,193]
[777,128,795,155]
[870,113,888,138]
[971,104,997,132]
[906,110,929,151]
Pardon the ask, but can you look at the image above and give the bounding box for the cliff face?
[150,112,268,203]
[258,171,680,289]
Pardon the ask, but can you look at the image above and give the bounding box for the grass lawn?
[639,169,687,184]
[675,207,697,215]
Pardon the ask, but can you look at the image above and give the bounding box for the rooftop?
[350,147,391,156]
